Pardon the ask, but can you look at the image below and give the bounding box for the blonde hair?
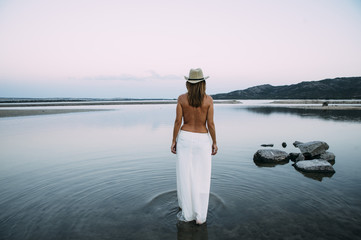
[186,81,206,108]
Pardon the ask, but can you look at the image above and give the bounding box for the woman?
[171,68,218,225]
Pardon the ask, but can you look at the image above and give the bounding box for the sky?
[0,0,361,99]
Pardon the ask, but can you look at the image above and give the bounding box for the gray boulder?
[253,149,289,163]
[293,141,304,147]
[294,159,335,173]
[288,153,300,162]
[261,144,274,147]
[295,153,305,162]
[295,141,329,159]
[319,152,336,163]
[288,152,305,162]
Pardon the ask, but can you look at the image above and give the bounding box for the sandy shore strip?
[0,99,240,108]
[271,99,361,104]
[268,105,361,110]
[0,100,176,107]
[269,100,361,110]
[0,100,241,118]
[0,109,109,118]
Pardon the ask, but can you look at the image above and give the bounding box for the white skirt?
[176,130,212,223]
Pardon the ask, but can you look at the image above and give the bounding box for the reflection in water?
[246,106,361,122]
[253,155,335,181]
[177,221,208,240]
[294,168,335,181]
[143,190,226,224]
[253,159,289,168]
[1,104,361,239]
[254,157,335,181]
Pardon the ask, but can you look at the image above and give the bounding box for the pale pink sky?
[0,0,361,98]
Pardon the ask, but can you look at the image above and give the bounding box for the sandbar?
[270,100,361,110]
[0,99,240,108]
[0,109,108,118]
[284,106,361,110]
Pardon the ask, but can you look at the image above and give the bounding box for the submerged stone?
[319,152,336,163]
[288,152,300,162]
[294,159,335,173]
[295,153,305,162]
[261,144,274,147]
[288,152,305,162]
[253,149,289,163]
[293,141,304,147]
[295,141,329,159]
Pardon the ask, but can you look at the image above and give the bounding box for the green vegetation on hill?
[212,77,361,99]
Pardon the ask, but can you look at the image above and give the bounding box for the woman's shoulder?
[178,93,187,101]
[204,94,214,104]
[177,93,188,105]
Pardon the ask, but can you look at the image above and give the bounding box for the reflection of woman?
[171,68,218,225]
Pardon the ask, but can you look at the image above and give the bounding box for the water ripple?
[142,190,226,228]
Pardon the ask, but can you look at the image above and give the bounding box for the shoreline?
[268,100,361,110]
[267,105,361,110]
[0,109,109,118]
[0,100,241,118]
[1,99,361,118]
[0,99,240,108]
[270,100,361,104]
[0,100,177,108]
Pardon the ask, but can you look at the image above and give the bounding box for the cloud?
[79,71,181,82]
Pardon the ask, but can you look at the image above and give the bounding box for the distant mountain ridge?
[212,77,361,99]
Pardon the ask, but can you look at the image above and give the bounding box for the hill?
[212,77,361,99]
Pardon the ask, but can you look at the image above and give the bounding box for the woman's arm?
[207,97,218,155]
[171,97,183,154]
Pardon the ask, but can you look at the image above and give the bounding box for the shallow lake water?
[1,101,361,239]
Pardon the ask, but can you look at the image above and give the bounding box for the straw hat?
[184,68,209,84]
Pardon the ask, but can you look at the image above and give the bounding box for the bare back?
[179,93,213,133]
[171,88,217,155]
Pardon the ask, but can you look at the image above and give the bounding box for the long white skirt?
[176,130,212,224]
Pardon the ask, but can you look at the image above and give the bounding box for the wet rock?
[319,152,336,163]
[294,159,335,173]
[293,141,303,147]
[288,153,300,162]
[261,144,274,147]
[294,141,329,159]
[253,149,289,163]
[288,153,305,162]
[282,142,287,148]
[295,153,305,162]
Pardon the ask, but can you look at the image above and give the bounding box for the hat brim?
[184,76,209,84]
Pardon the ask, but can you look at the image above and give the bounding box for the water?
[1,102,361,239]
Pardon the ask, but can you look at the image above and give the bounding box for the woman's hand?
[171,142,177,154]
[212,143,218,155]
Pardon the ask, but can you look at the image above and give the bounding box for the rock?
[288,152,305,162]
[293,141,303,147]
[261,144,274,147]
[288,153,300,162]
[294,159,335,173]
[295,153,305,162]
[319,152,336,163]
[295,141,329,159]
[282,142,287,148]
[253,149,289,163]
